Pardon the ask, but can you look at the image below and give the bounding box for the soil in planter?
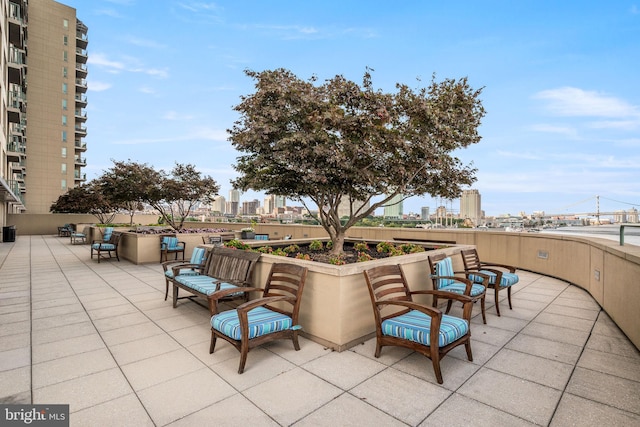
[258,242,434,265]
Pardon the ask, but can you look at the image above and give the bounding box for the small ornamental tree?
[49,184,117,224]
[144,163,220,231]
[230,68,485,255]
[97,160,152,225]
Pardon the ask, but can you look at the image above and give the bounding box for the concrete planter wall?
[250,246,471,351]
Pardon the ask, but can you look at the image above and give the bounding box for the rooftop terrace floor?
[1,236,639,426]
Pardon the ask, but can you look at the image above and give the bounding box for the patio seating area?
[1,235,639,426]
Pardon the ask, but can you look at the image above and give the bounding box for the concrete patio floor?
[1,235,639,426]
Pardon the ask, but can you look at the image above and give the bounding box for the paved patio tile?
[543,303,600,321]
[552,296,601,311]
[295,392,405,426]
[167,394,278,426]
[532,311,596,332]
[485,348,573,390]
[121,348,206,391]
[586,333,640,359]
[212,347,297,391]
[244,367,343,426]
[448,338,501,365]
[33,368,133,413]
[31,311,90,331]
[32,348,117,389]
[0,320,30,337]
[349,337,413,365]
[303,350,387,390]
[577,348,640,382]
[168,324,211,348]
[550,393,640,426]
[0,332,29,352]
[421,393,537,427]
[92,311,150,332]
[264,336,333,366]
[0,367,30,402]
[505,334,583,365]
[31,321,96,345]
[32,333,105,364]
[458,368,562,425]
[109,332,182,365]
[521,322,590,347]
[137,368,236,426]
[467,323,517,347]
[71,393,155,426]
[394,350,480,390]
[351,367,451,426]
[565,367,640,415]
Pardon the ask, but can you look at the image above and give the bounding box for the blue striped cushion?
[440,282,486,297]
[190,247,206,264]
[434,258,455,288]
[165,268,200,279]
[381,310,469,347]
[211,306,292,340]
[469,270,519,287]
[162,237,181,250]
[102,227,113,241]
[175,275,241,296]
[92,243,115,250]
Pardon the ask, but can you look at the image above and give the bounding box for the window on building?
[61,147,67,158]
[62,99,67,110]
[62,115,67,125]
[62,130,67,142]
[63,51,67,62]
[61,179,67,190]
[62,83,68,94]
[63,19,68,28]
[63,35,68,46]
[62,67,67,78]
[61,163,67,174]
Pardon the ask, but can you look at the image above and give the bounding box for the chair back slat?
[262,263,308,317]
[460,249,481,271]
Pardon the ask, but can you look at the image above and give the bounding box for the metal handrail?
[619,224,640,246]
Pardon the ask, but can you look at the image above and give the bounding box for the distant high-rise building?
[421,206,430,221]
[336,198,370,219]
[228,189,240,216]
[211,195,226,214]
[627,208,639,224]
[274,195,286,209]
[263,195,275,215]
[383,194,403,219]
[242,199,259,215]
[460,189,482,226]
[1,0,89,216]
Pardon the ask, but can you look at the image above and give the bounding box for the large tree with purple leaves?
[230,69,485,255]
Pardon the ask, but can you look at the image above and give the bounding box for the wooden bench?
[170,246,261,314]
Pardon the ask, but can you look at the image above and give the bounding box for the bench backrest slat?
[205,247,261,284]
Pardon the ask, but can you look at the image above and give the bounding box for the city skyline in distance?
[60,0,638,217]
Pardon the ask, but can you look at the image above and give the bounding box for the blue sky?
[63,0,639,217]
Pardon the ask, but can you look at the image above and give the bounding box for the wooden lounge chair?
[91,232,121,263]
[210,262,308,373]
[460,248,519,316]
[362,264,473,384]
[428,253,488,324]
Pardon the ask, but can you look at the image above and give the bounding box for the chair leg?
[164,279,169,301]
[172,284,179,308]
[238,341,249,374]
[507,286,513,310]
[374,340,382,358]
[209,331,217,354]
[464,339,473,361]
[431,354,444,384]
[494,287,501,316]
[480,296,487,324]
[445,299,453,314]
[292,331,300,351]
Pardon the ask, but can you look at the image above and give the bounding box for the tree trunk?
[328,231,345,257]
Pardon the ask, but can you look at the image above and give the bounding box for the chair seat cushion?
[440,282,486,297]
[175,275,241,297]
[164,268,199,279]
[381,310,469,347]
[211,306,292,340]
[92,243,115,250]
[470,270,519,287]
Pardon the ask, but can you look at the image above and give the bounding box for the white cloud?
[88,53,125,72]
[534,87,640,118]
[89,53,169,79]
[529,124,579,139]
[123,36,168,50]
[88,81,112,91]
